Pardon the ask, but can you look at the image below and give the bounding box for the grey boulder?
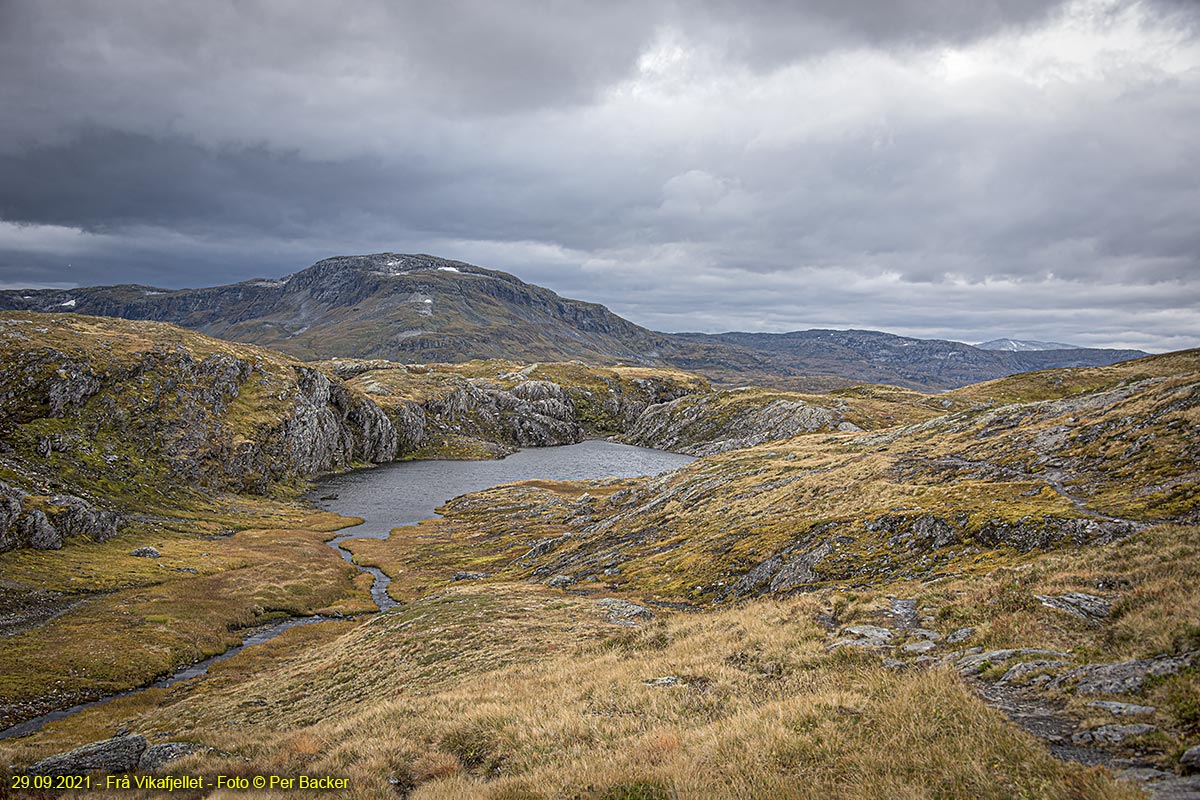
[27,735,147,776]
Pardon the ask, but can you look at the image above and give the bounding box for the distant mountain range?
[975,338,1079,352]
[0,253,1147,391]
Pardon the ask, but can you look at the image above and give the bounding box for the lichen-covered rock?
[1035,592,1112,620]
[946,627,976,645]
[995,659,1070,685]
[26,734,147,776]
[1071,723,1157,744]
[1053,654,1193,695]
[843,625,894,642]
[519,536,570,564]
[1090,701,1156,716]
[596,598,653,621]
[131,546,160,558]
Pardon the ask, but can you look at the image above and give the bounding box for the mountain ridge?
[0,253,1147,391]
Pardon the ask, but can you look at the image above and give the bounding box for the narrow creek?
[1,441,693,740]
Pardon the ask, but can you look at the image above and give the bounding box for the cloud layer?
[1,0,1197,350]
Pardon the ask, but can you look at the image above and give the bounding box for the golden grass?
[5,587,1144,799]
[0,511,374,728]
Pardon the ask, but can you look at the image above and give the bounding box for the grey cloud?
[0,0,1197,352]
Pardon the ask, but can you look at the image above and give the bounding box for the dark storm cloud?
[0,0,1197,351]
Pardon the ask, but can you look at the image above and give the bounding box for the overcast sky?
[1,0,1197,350]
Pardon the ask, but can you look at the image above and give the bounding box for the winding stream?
[1,440,692,740]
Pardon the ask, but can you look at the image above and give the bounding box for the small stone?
[902,640,937,654]
[547,574,576,588]
[945,627,975,644]
[910,628,941,641]
[451,571,487,581]
[644,676,680,687]
[130,546,160,558]
[843,624,893,642]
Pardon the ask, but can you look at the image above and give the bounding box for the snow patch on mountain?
[976,338,1078,352]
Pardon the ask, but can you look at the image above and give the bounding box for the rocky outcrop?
[23,734,201,775]
[729,539,835,598]
[422,379,583,449]
[623,391,849,455]
[0,482,122,553]
[866,514,960,552]
[1035,592,1112,621]
[0,331,401,525]
[282,367,398,475]
[343,363,703,457]
[973,516,1142,551]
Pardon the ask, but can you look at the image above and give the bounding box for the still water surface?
[311,440,695,610]
[312,439,695,537]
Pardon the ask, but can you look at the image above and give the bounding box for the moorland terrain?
[0,258,1197,799]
